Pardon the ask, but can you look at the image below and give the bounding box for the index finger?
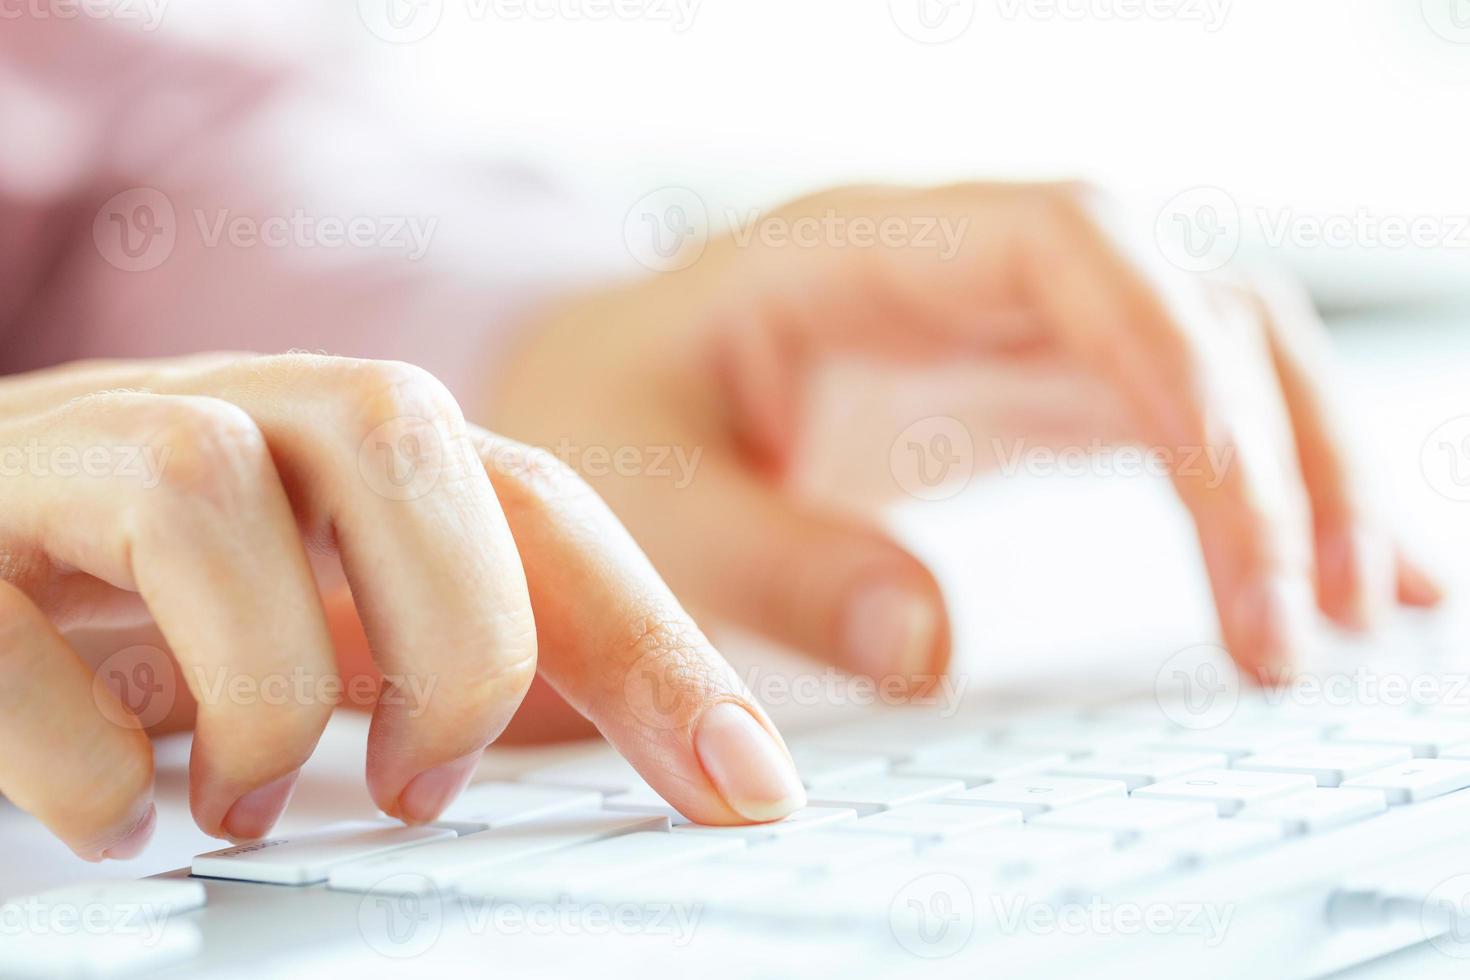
[474,431,806,825]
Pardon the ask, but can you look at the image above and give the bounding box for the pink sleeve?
[0,19,624,408]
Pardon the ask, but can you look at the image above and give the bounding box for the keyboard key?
[801,715,991,761]
[787,745,889,787]
[1031,797,1216,842]
[934,826,1114,876]
[455,832,745,898]
[0,931,202,980]
[1331,719,1470,758]
[1235,787,1387,835]
[575,863,797,912]
[731,830,913,874]
[1132,769,1313,816]
[896,746,1069,786]
[602,783,687,821]
[327,811,668,893]
[1054,848,1179,895]
[1234,742,1412,787]
[1257,699,1402,729]
[946,776,1126,819]
[1148,723,1321,760]
[1001,720,1166,756]
[0,881,205,979]
[439,781,603,829]
[847,803,1021,843]
[805,775,964,813]
[1147,820,1283,866]
[192,821,456,885]
[518,753,645,795]
[1048,750,1228,790]
[1342,759,1470,804]
[4,878,206,917]
[671,806,858,840]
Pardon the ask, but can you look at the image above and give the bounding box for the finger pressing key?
[477,432,806,825]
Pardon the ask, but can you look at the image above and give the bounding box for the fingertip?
[692,702,805,824]
[842,578,942,681]
[392,749,482,825]
[82,803,158,863]
[1315,526,1393,632]
[1227,572,1316,682]
[1397,554,1446,608]
[220,771,298,842]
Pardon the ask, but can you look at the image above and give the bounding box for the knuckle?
[481,437,597,508]
[333,358,464,432]
[430,646,538,732]
[130,398,269,500]
[416,602,539,727]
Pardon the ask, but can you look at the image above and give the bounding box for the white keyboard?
[9,691,1470,978]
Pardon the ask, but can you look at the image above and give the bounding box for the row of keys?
[186,757,1470,894]
[797,710,1470,764]
[0,880,206,980]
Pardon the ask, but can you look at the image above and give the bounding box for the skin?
[0,354,797,861]
[0,182,1440,859]
[487,182,1441,736]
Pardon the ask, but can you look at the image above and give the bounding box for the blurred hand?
[0,353,804,860]
[491,181,1441,731]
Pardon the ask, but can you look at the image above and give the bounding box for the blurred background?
[154,0,1470,310]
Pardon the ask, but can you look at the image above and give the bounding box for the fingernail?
[843,579,938,681]
[694,702,806,823]
[1232,574,1315,683]
[100,804,157,862]
[222,771,299,841]
[1320,527,1388,631]
[396,750,481,825]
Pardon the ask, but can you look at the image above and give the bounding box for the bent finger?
[0,580,155,861]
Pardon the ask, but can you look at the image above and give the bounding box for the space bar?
[328,811,669,894]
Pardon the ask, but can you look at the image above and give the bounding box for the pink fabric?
[0,18,618,409]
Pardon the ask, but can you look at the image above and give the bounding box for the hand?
[491,182,1441,710]
[0,353,805,860]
